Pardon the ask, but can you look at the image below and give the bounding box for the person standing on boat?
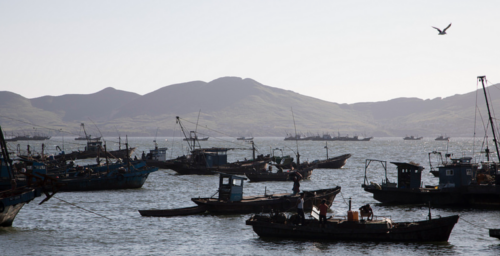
[292,172,302,195]
[319,199,328,227]
[296,193,305,225]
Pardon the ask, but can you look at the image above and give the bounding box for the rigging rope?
[54,196,112,220]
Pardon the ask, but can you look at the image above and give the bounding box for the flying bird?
[432,23,452,35]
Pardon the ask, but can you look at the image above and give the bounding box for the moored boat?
[246,206,459,242]
[403,135,423,140]
[139,173,341,216]
[435,135,450,141]
[245,163,315,182]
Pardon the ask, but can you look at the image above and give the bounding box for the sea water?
[1,137,499,255]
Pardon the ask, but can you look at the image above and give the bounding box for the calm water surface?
[1,137,499,255]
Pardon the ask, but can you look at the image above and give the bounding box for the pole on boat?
[325,142,329,159]
[478,76,500,162]
[252,140,256,160]
[291,108,300,165]
[428,201,432,220]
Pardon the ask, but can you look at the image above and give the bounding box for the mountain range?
[1,76,499,138]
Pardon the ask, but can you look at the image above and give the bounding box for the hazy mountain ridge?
[1,77,499,137]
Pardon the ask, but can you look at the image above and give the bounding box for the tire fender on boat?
[117,174,125,181]
[0,201,4,212]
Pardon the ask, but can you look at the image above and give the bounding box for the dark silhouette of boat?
[0,126,54,226]
[139,173,341,216]
[362,77,500,208]
[236,137,253,141]
[245,163,315,182]
[312,143,351,169]
[403,135,422,140]
[170,117,270,175]
[53,138,135,161]
[435,135,450,141]
[314,154,351,169]
[74,123,101,141]
[246,206,459,242]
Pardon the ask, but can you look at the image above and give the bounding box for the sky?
[1,1,499,104]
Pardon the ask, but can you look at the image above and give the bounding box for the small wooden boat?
[139,206,207,217]
[245,163,314,182]
[191,174,341,214]
[246,212,459,242]
[403,135,423,140]
[314,154,351,169]
[139,173,341,216]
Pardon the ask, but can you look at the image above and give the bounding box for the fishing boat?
[74,123,101,140]
[182,131,209,141]
[53,138,135,161]
[362,77,500,208]
[52,161,159,191]
[142,142,177,170]
[139,173,341,216]
[246,199,459,242]
[245,163,315,182]
[312,143,351,169]
[329,133,373,141]
[403,135,422,140]
[435,135,450,141]
[0,126,48,226]
[236,137,253,141]
[169,117,270,175]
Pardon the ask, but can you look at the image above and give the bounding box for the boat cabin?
[85,139,103,152]
[438,157,477,188]
[218,173,247,202]
[148,147,168,161]
[391,162,424,189]
[191,148,229,167]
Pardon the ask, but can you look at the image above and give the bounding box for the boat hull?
[0,188,38,227]
[315,154,352,169]
[139,206,207,217]
[56,167,158,191]
[363,184,500,208]
[245,167,313,182]
[55,148,136,161]
[191,187,341,214]
[246,215,459,242]
[170,161,268,175]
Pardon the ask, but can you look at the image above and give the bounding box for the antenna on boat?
[291,107,300,165]
[478,76,500,162]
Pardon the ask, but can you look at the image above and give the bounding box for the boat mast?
[0,126,14,182]
[81,123,88,140]
[478,76,500,162]
[325,142,329,159]
[177,116,194,152]
[291,108,300,165]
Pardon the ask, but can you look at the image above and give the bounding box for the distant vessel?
[403,135,422,140]
[10,134,51,141]
[236,137,253,141]
[435,135,450,141]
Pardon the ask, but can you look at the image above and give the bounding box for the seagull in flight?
[432,23,452,35]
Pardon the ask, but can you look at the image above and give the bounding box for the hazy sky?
[1,1,499,104]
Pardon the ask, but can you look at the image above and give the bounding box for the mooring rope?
[54,196,112,220]
[339,190,349,207]
[459,215,489,230]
